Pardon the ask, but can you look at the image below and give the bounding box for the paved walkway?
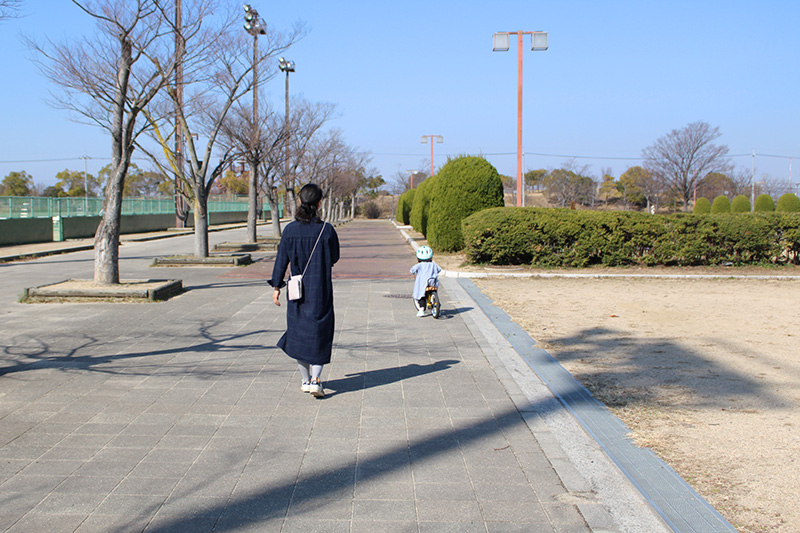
[0,220,678,532]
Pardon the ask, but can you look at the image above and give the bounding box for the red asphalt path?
[222,219,415,281]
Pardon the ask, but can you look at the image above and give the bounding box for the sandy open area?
[468,273,800,532]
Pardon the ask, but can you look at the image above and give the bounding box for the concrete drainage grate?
[383,294,410,299]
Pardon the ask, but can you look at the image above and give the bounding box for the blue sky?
[1,1,799,191]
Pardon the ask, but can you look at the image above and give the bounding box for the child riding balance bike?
[410,245,442,318]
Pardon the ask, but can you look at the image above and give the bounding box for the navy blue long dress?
[269,218,340,365]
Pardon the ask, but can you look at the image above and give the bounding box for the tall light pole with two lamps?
[243,4,266,242]
[493,30,548,207]
[420,135,443,178]
[279,57,295,215]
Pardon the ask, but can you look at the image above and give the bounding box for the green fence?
[0,196,256,219]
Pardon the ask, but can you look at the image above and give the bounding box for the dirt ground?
[465,271,800,533]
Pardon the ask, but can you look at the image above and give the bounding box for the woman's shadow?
[324,360,460,397]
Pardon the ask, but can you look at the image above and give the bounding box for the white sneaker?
[309,378,324,398]
[301,380,312,393]
[416,309,426,317]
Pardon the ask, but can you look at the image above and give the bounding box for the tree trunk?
[246,164,258,242]
[350,193,357,219]
[93,165,126,284]
[267,194,282,237]
[193,192,209,258]
[285,187,296,219]
[94,35,132,285]
[324,195,332,221]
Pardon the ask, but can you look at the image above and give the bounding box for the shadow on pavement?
[323,360,460,397]
[143,396,567,532]
[0,322,277,378]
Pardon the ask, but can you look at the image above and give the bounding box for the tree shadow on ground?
[544,326,787,410]
[0,321,276,379]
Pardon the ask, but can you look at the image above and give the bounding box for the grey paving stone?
[414,481,476,501]
[416,498,483,522]
[6,513,88,533]
[0,223,672,533]
[352,499,416,521]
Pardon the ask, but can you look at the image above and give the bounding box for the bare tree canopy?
[0,0,22,20]
[642,121,731,210]
[137,2,303,257]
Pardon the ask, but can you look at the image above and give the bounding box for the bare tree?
[0,0,22,20]
[219,101,284,236]
[139,5,302,257]
[642,121,731,211]
[729,165,755,197]
[301,128,347,221]
[281,97,336,218]
[27,0,181,284]
[757,173,789,199]
[543,161,595,208]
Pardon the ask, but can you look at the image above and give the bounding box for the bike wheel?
[430,291,441,319]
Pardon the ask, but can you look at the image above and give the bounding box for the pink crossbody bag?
[287,223,326,301]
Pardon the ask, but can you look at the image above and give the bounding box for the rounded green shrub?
[396,188,416,224]
[731,195,751,213]
[710,195,731,214]
[693,197,711,214]
[409,176,437,236]
[776,193,800,213]
[754,194,775,212]
[427,156,504,252]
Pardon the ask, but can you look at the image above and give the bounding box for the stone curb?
[22,279,183,301]
[151,254,253,267]
[0,244,95,263]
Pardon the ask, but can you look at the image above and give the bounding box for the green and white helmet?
[416,246,433,260]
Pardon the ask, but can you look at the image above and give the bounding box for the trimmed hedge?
[710,195,731,214]
[731,195,751,213]
[396,188,416,224]
[754,194,775,212]
[777,193,800,213]
[409,176,437,236]
[462,208,800,267]
[427,156,504,252]
[693,197,711,214]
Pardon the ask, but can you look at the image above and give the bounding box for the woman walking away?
[269,183,340,398]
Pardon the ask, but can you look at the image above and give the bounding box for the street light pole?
[493,30,549,207]
[244,4,266,242]
[420,135,443,177]
[751,150,756,211]
[279,57,295,217]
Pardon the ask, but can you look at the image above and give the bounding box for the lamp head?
[531,31,548,51]
[492,32,510,52]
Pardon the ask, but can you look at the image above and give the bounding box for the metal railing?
[0,196,255,219]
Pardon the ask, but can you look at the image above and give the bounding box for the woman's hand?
[273,288,281,306]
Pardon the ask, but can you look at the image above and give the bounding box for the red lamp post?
[493,30,549,207]
[420,135,443,177]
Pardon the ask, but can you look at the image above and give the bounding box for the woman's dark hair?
[296,183,323,222]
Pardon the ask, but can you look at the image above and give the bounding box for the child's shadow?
[431,306,473,320]
[324,360,460,396]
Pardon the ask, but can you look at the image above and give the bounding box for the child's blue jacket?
[410,261,441,300]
